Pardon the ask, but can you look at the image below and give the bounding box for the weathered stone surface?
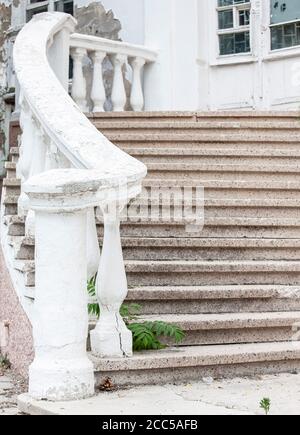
[74,2,131,111]
[0,248,34,378]
[18,372,300,415]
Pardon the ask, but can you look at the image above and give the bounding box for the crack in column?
[115,313,129,358]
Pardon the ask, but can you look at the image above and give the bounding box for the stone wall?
[0,249,34,379]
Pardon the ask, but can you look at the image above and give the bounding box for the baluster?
[111,54,127,112]
[17,104,35,217]
[25,122,47,238]
[71,47,87,112]
[129,57,146,111]
[91,50,106,112]
[90,203,132,358]
[87,208,101,279]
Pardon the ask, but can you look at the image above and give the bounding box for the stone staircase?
[3,111,300,387]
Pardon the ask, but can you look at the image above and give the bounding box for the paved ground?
[0,366,26,416]
[17,372,300,415]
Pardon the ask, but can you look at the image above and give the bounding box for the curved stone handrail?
[70,32,157,62]
[12,12,148,402]
[14,12,147,182]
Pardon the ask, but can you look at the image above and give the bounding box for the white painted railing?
[13,12,148,401]
[70,33,157,112]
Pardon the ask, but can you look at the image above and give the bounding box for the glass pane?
[219,31,250,55]
[239,9,250,26]
[55,0,74,14]
[271,0,300,25]
[271,21,300,49]
[218,10,233,29]
[218,0,249,6]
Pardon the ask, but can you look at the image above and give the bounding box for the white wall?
[199,0,300,111]
[144,0,200,111]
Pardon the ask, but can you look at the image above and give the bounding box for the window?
[270,0,300,50]
[217,0,251,56]
[26,1,74,22]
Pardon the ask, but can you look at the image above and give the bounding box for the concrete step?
[96,217,300,239]
[91,341,300,387]
[122,146,300,157]
[104,131,300,143]
[116,237,300,261]
[141,181,300,200]
[21,284,300,314]
[138,155,300,167]
[4,161,17,178]
[15,231,300,262]
[90,110,300,120]
[19,258,300,288]
[2,180,21,196]
[13,260,35,287]
[95,120,300,131]
[126,285,300,314]
[8,236,34,260]
[125,260,300,286]
[3,215,25,236]
[138,311,300,345]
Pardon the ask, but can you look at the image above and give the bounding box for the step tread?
[126,285,293,300]
[123,147,300,157]
[142,179,300,190]
[90,110,300,118]
[139,311,300,330]
[120,237,300,248]
[125,260,300,272]
[91,341,300,371]
[146,162,300,172]
[95,121,300,130]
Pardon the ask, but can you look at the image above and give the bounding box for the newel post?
[23,172,95,401]
[90,202,132,358]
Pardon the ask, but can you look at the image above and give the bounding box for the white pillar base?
[29,357,94,402]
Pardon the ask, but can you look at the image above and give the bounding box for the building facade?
[1,0,300,168]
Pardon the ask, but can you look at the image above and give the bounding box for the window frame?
[269,2,300,52]
[26,0,74,21]
[216,1,252,57]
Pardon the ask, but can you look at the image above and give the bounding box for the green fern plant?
[260,398,271,415]
[87,277,185,351]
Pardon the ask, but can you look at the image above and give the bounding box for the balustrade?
[13,12,150,401]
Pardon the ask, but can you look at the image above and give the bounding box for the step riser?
[147,171,300,182]
[25,271,300,289]
[7,223,25,237]
[105,133,300,142]
[94,359,300,388]
[142,187,300,201]
[121,247,300,261]
[17,243,300,262]
[165,327,299,347]
[6,169,16,179]
[130,298,300,315]
[117,141,300,151]
[98,225,300,239]
[127,272,300,287]
[137,156,300,166]
[2,186,21,196]
[3,204,18,216]
[95,120,300,129]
